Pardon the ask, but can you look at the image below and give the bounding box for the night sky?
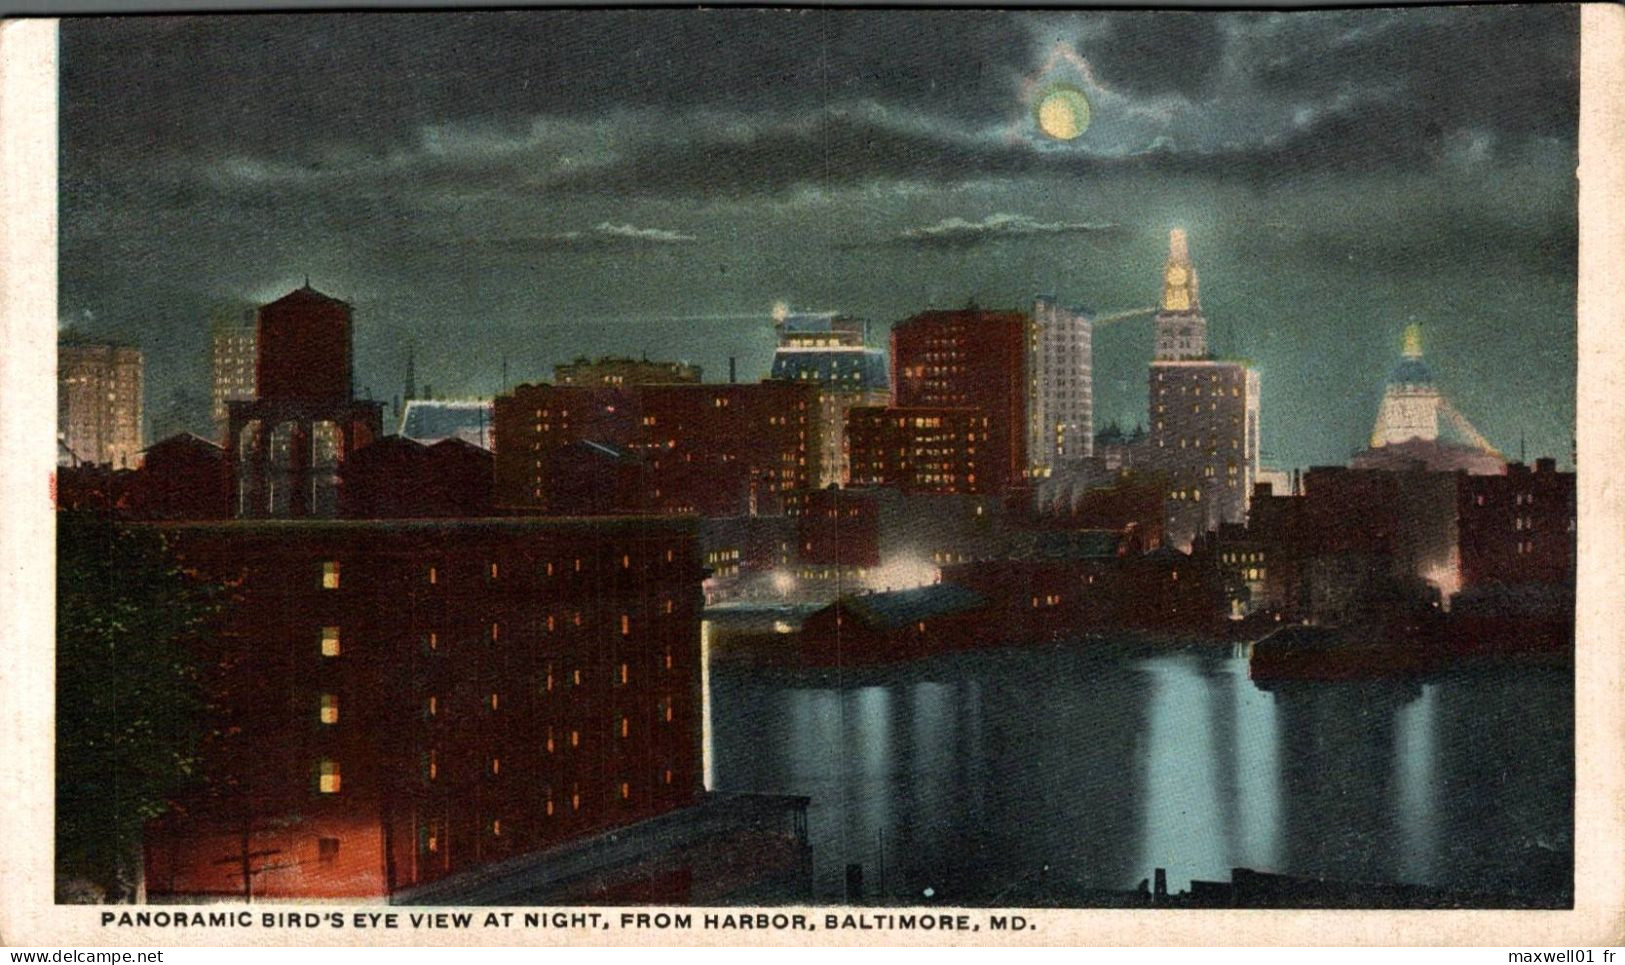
[59,7,1578,470]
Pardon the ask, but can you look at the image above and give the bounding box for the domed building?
[1351,324,1505,476]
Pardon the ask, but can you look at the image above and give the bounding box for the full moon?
[1036,87,1090,141]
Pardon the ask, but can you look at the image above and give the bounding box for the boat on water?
[1249,623,1432,684]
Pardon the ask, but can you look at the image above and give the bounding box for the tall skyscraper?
[210,304,257,441]
[769,312,889,487]
[890,309,1028,497]
[58,334,143,469]
[1144,230,1260,549]
[1027,296,1093,478]
[227,283,384,518]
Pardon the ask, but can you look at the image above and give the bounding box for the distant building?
[769,313,889,488]
[890,308,1028,496]
[492,381,818,517]
[58,333,143,469]
[226,283,385,519]
[1027,296,1093,477]
[399,399,494,451]
[141,516,704,899]
[1351,325,1505,475]
[554,356,701,387]
[1142,231,1260,549]
[210,304,258,440]
[339,436,494,519]
[1245,465,1460,624]
[785,485,1006,598]
[1458,458,1575,590]
[845,406,990,495]
[131,433,231,520]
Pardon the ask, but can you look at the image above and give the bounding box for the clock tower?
[1154,228,1208,361]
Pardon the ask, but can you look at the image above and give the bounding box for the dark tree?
[55,513,218,902]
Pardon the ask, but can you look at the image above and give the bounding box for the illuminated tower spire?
[1402,321,1424,359]
[1154,228,1207,360]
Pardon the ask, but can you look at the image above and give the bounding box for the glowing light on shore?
[864,557,939,592]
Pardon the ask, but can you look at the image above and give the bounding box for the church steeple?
[1154,228,1208,360]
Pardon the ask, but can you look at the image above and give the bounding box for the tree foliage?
[55,513,219,901]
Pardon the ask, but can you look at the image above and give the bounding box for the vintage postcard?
[2,3,1622,947]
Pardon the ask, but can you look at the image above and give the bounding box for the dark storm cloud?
[60,10,1034,165]
[60,7,1579,214]
[1252,6,1578,140]
[1079,13,1229,99]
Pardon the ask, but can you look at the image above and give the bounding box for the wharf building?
[888,309,1029,497]
[209,304,257,441]
[1143,230,1260,549]
[141,516,706,899]
[1457,458,1575,592]
[226,283,384,518]
[1027,296,1093,478]
[769,312,889,488]
[58,333,144,469]
[491,380,819,518]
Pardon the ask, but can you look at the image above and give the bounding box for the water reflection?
[708,637,1571,906]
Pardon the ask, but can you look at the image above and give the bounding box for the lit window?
[427,695,437,717]
[620,614,630,636]
[490,692,499,711]
[318,759,341,794]
[319,693,339,725]
[491,819,502,837]
[322,561,340,589]
[490,757,501,776]
[620,663,629,684]
[621,782,631,800]
[489,562,499,580]
[321,626,341,657]
[620,717,630,738]
[570,730,580,747]
[427,566,438,585]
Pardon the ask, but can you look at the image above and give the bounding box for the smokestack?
[729,357,737,384]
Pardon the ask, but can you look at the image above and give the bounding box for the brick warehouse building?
[889,309,1028,497]
[142,517,704,900]
[491,381,819,518]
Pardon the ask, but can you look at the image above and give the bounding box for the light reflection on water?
[707,640,1571,906]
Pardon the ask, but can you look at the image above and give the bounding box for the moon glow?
[1036,87,1090,141]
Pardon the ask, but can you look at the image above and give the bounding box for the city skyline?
[59,8,1577,471]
